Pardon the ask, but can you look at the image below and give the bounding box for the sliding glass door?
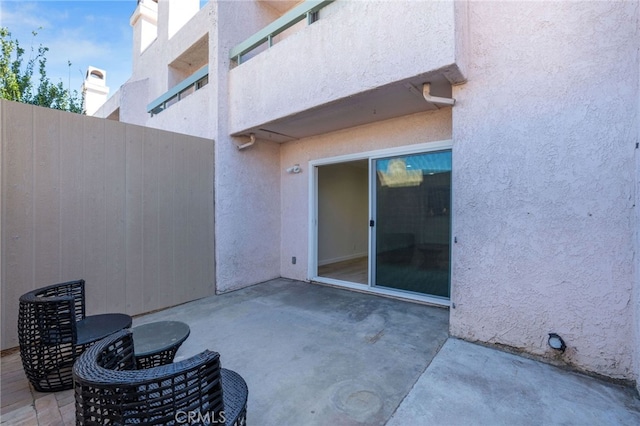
[372,150,451,298]
[316,161,369,285]
[310,144,452,303]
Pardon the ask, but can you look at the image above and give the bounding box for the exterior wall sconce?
[548,333,566,352]
[286,164,302,174]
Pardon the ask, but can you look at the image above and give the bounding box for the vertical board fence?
[0,100,215,350]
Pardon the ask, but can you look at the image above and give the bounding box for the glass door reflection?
[373,150,451,298]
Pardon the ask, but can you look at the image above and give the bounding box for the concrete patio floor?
[2,278,639,425]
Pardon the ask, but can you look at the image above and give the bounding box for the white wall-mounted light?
[286,164,302,174]
[548,333,566,352]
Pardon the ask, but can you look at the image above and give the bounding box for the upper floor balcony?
[228,0,467,142]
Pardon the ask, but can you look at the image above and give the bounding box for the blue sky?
[1,1,137,99]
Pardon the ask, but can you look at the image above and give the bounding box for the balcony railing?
[147,65,209,115]
[229,0,334,64]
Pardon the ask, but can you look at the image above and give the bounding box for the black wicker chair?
[18,279,132,392]
[73,329,248,426]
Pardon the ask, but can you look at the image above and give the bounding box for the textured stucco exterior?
[229,0,461,134]
[636,14,640,393]
[88,0,640,386]
[96,0,213,129]
[450,1,638,380]
[211,1,283,292]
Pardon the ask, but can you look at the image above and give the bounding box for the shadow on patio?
[1,278,449,425]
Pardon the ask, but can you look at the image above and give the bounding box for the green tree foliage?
[0,27,83,113]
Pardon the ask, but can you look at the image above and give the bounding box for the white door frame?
[308,140,453,307]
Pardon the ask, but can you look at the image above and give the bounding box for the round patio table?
[132,321,190,369]
[76,313,133,346]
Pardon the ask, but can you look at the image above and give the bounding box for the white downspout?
[423,83,455,107]
[237,133,256,150]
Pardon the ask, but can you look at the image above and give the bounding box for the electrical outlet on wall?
[292,256,296,265]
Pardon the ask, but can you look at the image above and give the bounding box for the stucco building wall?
[96,0,214,129]
[635,12,640,392]
[450,0,638,380]
[280,109,452,282]
[229,0,461,135]
[87,0,639,385]
[131,0,210,107]
[636,115,639,391]
[146,85,212,139]
[211,1,283,292]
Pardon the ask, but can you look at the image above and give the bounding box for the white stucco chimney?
[82,66,109,116]
[130,0,158,68]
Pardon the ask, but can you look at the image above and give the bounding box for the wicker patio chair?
[73,329,248,426]
[18,279,132,392]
